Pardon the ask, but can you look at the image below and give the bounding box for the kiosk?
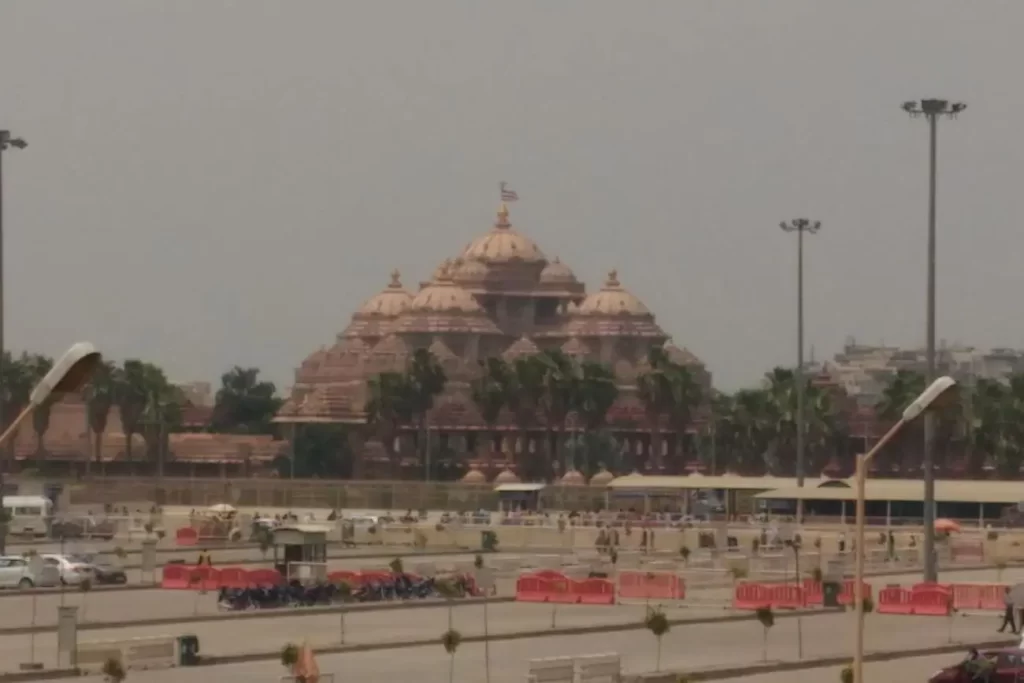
[271,525,330,583]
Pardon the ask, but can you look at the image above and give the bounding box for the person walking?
[998,587,1017,634]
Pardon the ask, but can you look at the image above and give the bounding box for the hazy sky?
[1,1,1022,393]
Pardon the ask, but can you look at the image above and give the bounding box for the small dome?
[494,468,521,484]
[357,270,413,317]
[540,257,577,284]
[663,342,703,367]
[461,204,546,264]
[453,258,489,280]
[411,266,484,313]
[576,270,651,316]
[502,336,539,361]
[461,466,487,484]
[560,469,586,486]
[589,469,614,486]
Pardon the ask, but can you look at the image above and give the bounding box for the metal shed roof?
[756,479,1024,504]
[608,474,809,491]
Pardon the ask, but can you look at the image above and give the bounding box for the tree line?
[0,352,281,471]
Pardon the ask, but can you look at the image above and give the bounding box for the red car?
[929,648,1022,682]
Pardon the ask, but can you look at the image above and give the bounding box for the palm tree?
[876,370,926,476]
[0,352,34,462]
[83,360,118,476]
[23,355,54,458]
[574,361,619,473]
[116,360,149,465]
[470,357,512,457]
[665,363,704,471]
[637,348,673,472]
[973,376,1024,478]
[404,349,447,478]
[505,356,546,480]
[365,371,413,478]
[536,350,578,477]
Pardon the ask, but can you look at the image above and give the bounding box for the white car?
[42,554,94,586]
[0,556,60,589]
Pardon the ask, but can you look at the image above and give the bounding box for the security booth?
[495,483,546,513]
[271,525,329,583]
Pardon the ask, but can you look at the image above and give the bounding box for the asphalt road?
[21,611,1010,683]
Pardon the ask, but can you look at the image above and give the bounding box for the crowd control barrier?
[950,584,1007,611]
[161,565,285,590]
[732,582,808,610]
[617,571,685,601]
[802,579,873,607]
[877,584,952,616]
[175,528,198,546]
[515,571,616,605]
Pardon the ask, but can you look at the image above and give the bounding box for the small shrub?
[679,546,691,564]
[435,523,446,532]
[474,553,484,569]
[112,546,128,560]
[80,577,93,594]
[413,529,428,550]
[144,522,154,535]
[481,530,499,552]
[988,531,999,541]
[813,537,822,549]
[156,529,166,540]
[839,664,854,683]
[752,538,760,552]
[280,643,300,668]
[334,581,352,601]
[102,656,126,683]
[877,532,886,546]
[810,567,823,583]
[389,558,404,574]
[441,628,462,654]
[367,524,377,535]
[755,606,774,629]
[729,566,748,581]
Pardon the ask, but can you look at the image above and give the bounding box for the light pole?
[780,218,820,523]
[853,376,957,683]
[902,99,966,583]
[0,131,27,491]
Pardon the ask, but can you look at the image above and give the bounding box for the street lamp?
[779,218,821,523]
[0,130,27,477]
[902,99,965,584]
[852,375,957,683]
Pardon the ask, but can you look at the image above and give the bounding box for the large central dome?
[461,204,546,264]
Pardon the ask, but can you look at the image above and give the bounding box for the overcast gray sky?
[1,1,1021,392]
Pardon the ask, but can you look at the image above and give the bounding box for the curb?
[0,595,518,637]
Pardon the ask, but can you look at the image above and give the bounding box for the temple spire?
[495,202,510,228]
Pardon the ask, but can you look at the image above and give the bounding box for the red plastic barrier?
[912,587,952,616]
[185,565,220,591]
[516,574,550,602]
[877,587,914,615]
[838,580,873,607]
[358,571,392,584]
[247,569,284,587]
[733,582,772,610]
[160,564,189,589]
[575,578,616,605]
[327,570,361,586]
[531,570,568,581]
[218,567,249,589]
[978,585,1008,611]
[770,584,805,609]
[617,571,685,601]
[175,527,198,547]
[802,579,823,606]
[546,575,579,604]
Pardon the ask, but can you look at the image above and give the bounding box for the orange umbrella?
[292,644,320,683]
[934,518,961,533]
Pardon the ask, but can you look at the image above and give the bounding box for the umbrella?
[292,644,320,683]
[934,519,961,533]
[208,504,236,515]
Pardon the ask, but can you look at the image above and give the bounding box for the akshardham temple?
[277,203,711,481]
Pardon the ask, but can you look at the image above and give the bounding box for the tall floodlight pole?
[0,131,27,492]
[780,219,820,524]
[902,99,966,583]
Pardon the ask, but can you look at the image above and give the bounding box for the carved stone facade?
[278,203,711,477]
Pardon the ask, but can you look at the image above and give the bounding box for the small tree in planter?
[112,547,128,562]
[474,553,484,570]
[389,557,404,575]
[440,628,462,683]
[280,643,300,673]
[679,546,691,566]
[810,567,824,584]
[102,656,126,683]
[729,566,748,584]
[644,607,670,671]
[755,606,774,662]
[481,530,498,552]
[839,663,854,683]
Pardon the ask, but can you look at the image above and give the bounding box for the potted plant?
[280,643,300,670]
[389,557,404,575]
[755,606,774,662]
[644,607,671,671]
[102,656,126,683]
[441,628,462,683]
[839,663,854,683]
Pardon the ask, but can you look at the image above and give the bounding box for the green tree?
[573,361,619,473]
[876,370,927,476]
[470,357,512,455]
[0,352,34,461]
[637,348,674,472]
[404,349,447,478]
[536,350,578,476]
[83,360,118,476]
[506,356,547,480]
[665,362,704,467]
[211,366,282,434]
[365,371,414,477]
[116,360,149,463]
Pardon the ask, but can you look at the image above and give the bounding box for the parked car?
[70,555,126,585]
[50,517,117,541]
[41,554,94,586]
[0,556,60,589]
[929,648,1018,682]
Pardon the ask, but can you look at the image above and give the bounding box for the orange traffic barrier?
[183,565,220,591]
[160,564,189,589]
[175,527,198,546]
[546,573,578,604]
[802,579,872,607]
[839,580,873,606]
[911,586,952,616]
[327,570,361,586]
[770,584,805,609]
[617,571,685,601]
[950,584,1007,611]
[575,578,616,605]
[246,568,284,587]
[218,567,249,589]
[516,573,552,602]
[733,582,772,610]
[878,587,914,614]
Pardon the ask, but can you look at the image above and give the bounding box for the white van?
[2,496,52,538]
